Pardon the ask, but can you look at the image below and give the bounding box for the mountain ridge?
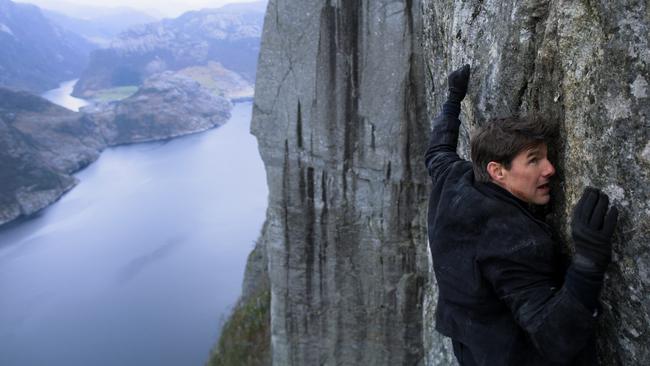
[0,0,95,93]
[72,6,264,98]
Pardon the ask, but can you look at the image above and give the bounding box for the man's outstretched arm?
[424,64,470,183]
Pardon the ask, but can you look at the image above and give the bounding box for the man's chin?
[534,193,551,205]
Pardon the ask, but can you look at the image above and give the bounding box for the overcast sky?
[19,0,267,17]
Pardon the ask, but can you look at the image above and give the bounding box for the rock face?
[0,81,231,226]
[73,5,264,97]
[422,1,649,364]
[0,0,95,93]
[249,0,430,364]
[229,0,649,365]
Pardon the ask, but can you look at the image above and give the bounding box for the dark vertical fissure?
[319,170,329,300]
[296,101,303,149]
[281,139,293,359]
[305,167,316,301]
[386,161,392,181]
[340,0,362,200]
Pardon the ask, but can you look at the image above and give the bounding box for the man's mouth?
[537,183,550,191]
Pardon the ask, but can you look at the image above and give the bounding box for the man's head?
[470,115,556,205]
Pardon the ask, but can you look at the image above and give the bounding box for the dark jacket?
[425,107,599,365]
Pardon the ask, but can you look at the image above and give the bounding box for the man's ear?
[487,161,505,182]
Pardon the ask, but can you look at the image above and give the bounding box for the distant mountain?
[73,5,264,97]
[0,0,96,93]
[15,0,161,20]
[42,8,157,46]
[218,1,267,13]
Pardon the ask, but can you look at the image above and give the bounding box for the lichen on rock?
[422,1,649,364]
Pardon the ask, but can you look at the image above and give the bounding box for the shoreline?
[1,80,252,229]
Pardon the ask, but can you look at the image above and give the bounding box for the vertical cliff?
[221,0,649,365]
[249,0,430,364]
[422,1,649,364]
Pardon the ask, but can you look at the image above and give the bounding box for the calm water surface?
[41,79,89,111]
[0,84,267,365]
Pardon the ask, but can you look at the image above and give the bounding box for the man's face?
[499,143,555,205]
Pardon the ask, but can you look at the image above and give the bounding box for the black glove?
[571,187,619,273]
[448,64,471,103]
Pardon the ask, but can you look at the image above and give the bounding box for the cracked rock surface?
[423,1,649,364]
[230,0,648,365]
[249,0,430,364]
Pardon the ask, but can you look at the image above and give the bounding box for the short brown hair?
[470,115,556,182]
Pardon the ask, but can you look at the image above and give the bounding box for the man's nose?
[543,159,555,177]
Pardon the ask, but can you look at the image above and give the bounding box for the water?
[41,79,89,111]
[0,83,267,365]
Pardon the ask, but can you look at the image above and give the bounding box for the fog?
[17,0,267,18]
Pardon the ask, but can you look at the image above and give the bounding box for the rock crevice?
[249,0,429,364]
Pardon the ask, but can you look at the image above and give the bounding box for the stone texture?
[240,222,270,303]
[422,1,649,364]
[249,0,430,364]
[228,0,650,365]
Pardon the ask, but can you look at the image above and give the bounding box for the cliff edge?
[219,0,649,365]
[247,0,430,364]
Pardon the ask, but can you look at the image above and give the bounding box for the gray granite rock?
[422,1,649,364]
[248,0,430,364]
[226,0,649,365]
[240,222,270,304]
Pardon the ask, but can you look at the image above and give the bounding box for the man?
[425,65,618,365]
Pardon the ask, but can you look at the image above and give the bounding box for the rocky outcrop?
[177,62,255,100]
[0,88,103,225]
[422,1,649,364]
[0,79,231,226]
[72,5,264,97]
[247,0,430,364]
[0,0,95,93]
[224,0,649,365]
[88,72,231,144]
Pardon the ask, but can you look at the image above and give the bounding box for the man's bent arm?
[424,101,463,182]
[424,64,470,182]
[480,243,597,364]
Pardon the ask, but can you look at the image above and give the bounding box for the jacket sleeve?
[480,237,598,364]
[424,101,464,183]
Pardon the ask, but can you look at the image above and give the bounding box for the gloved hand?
[571,187,619,273]
[448,64,471,103]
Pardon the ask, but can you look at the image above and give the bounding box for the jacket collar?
[476,181,553,234]
[479,181,528,208]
